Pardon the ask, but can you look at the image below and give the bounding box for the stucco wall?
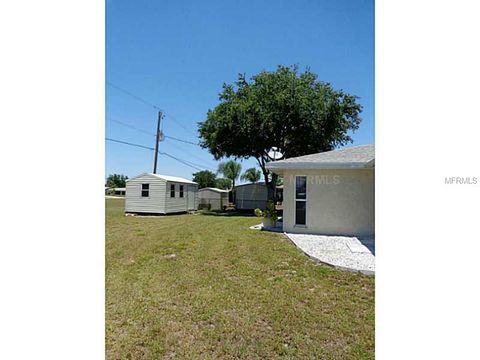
[282,168,374,237]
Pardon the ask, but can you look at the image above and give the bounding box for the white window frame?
[141,183,150,198]
[294,175,307,227]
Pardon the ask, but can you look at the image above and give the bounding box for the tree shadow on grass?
[198,209,257,217]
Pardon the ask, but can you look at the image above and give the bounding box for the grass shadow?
[198,209,257,217]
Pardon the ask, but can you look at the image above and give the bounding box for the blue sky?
[106,0,374,182]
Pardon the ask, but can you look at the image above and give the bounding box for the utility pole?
[153,111,163,173]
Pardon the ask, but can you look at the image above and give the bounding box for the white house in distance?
[198,187,230,210]
[113,187,126,196]
[125,173,198,214]
[266,144,374,238]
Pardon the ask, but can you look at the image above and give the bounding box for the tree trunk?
[257,155,277,204]
[266,172,278,203]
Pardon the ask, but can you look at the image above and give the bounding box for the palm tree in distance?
[217,160,242,190]
[241,167,261,183]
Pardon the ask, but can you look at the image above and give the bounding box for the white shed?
[234,182,268,210]
[125,173,198,214]
[198,187,230,210]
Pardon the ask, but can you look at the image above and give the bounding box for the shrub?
[264,200,278,223]
[254,208,263,217]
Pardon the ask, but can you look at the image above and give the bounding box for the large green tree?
[106,174,128,188]
[215,178,232,190]
[241,167,261,183]
[199,65,362,199]
[192,170,217,189]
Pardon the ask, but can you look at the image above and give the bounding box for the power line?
[105,137,209,171]
[162,111,197,136]
[107,82,162,110]
[106,117,155,136]
[105,137,154,151]
[160,152,204,171]
[107,81,197,136]
[164,135,198,146]
[163,140,217,170]
[106,117,200,147]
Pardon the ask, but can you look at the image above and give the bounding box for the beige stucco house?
[266,144,374,238]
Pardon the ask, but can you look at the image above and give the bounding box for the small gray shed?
[235,182,268,210]
[125,173,198,214]
[198,187,230,210]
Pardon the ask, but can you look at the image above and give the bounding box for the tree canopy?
[215,178,232,190]
[241,167,261,183]
[198,65,362,199]
[106,174,128,188]
[192,170,217,189]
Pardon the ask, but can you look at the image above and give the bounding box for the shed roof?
[127,173,197,184]
[235,182,266,188]
[198,187,230,193]
[266,144,374,170]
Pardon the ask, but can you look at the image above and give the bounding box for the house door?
[295,176,307,226]
[186,185,195,210]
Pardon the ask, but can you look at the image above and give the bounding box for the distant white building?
[125,173,198,214]
[113,187,126,196]
[198,187,230,210]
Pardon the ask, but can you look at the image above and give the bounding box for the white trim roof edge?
[198,187,230,192]
[266,162,374,170]
[126,172,198,184]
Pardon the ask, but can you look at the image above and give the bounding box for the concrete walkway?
[284,233,375,275]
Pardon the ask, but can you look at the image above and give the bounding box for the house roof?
[114,187,126,191]
[266,144,375,170]
[127,173,197,184]
[235,182,266,188]
[198,187,230,193]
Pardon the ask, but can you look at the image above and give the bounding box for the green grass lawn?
[106,199,374,359]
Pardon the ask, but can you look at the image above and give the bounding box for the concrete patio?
[284,233,375,275]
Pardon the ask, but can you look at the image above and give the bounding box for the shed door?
[186,185,195,210]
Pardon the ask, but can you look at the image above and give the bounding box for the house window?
[141,184,149,197]
[295,176,307,225]
[170,184,175,198]
[179,185,184,198]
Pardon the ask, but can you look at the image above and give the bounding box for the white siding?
[125,174,167,213]
[164,182,198,213]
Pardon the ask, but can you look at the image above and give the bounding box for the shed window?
[170,184,175,198]
[141,184,149,197]
[179,185,184,198]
